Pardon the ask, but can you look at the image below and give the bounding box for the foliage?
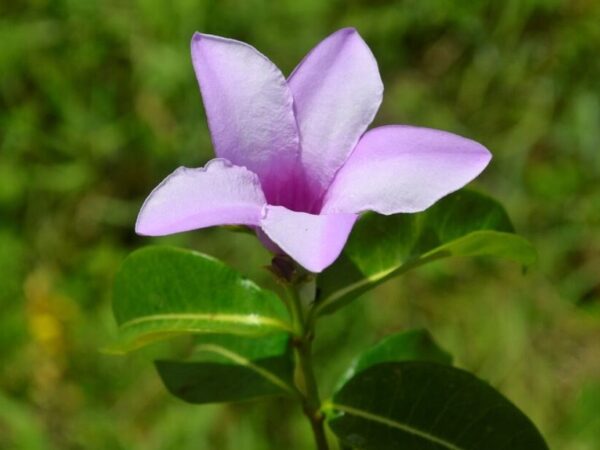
[110,193,545,449]
[1,1,599,449]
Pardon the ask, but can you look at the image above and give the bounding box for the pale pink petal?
[322,126,492,215]
[260,206,357,273]
[191,33,300,202]
[136,159,266,236]
[288,28,383,199]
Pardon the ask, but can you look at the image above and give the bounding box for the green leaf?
[155,333,297,404]
[327,362,549,450]
[108,246,292,353]
[317,190,536,316]
[338,329,452,387]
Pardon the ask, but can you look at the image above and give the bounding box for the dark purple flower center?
[262,169,323,215]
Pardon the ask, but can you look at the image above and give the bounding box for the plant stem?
[286,284,329,450]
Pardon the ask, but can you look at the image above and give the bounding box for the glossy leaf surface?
[317,190,536,315]
[338,329,452,387]
[109,246,291,353]
[156,333,297,404]
[328,362,549,450]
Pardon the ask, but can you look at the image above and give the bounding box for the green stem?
[286,284,329,450]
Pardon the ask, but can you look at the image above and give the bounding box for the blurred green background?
[1,0,599,448]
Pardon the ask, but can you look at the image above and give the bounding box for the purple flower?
[135,28,491,272]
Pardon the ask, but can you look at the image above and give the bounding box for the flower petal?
[260,206,357,273]
[287,28,383,197]
[191,33,300,201]
[136,159,266,236]
[322,125,492,215]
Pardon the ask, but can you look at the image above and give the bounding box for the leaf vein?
[119,313,293,332]
[331,403,465,450]
[195,344,298,397]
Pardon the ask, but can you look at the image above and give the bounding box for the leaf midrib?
[330,402,464,450]
[118,313,293,332]
[195,343,298,397]
[316,253,442,315]
[317,230,532,315]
